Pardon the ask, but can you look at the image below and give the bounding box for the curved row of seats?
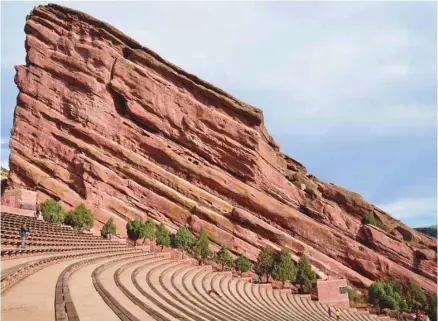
[1,212,390,321]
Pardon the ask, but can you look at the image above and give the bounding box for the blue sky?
[1,1,436,227]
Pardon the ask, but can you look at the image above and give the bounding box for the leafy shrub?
[368,278,422,312]
[216,246,234,271]
[406,282,427,312]
[143,218,156,243]
[174,226,194,257]
[155,222,171,250]
[63,203,94,229]
[126,219,146,245]
[348,288,368,306]
[254,247,274,283]
[40,199,64,224]
[234,255,252,276]
[427,293,437,321]
[295,252,316,293]
[101,219,116,238]
[362,211,378,226]
[193,228,211,265]
[362,211,388,230]
[271,248,296,288]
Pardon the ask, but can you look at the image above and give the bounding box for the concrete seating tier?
[1,212,391,321]
[1,212,127,259]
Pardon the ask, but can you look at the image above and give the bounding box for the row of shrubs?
[124,217,317,292]
[41,198,435,318]
[366,278,436,320]
[40,199,94,229]
[40,200,317,294]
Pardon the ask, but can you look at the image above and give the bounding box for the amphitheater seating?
[1,211,392,321]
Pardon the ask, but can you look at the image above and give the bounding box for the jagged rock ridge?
[6,4,436,292]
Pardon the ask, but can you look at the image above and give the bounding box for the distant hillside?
[415,225,437,238]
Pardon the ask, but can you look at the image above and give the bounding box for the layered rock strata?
[6,4,436,292]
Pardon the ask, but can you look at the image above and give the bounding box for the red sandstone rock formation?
[6,4,436,292]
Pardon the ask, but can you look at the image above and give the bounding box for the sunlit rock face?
[7,3,436,292]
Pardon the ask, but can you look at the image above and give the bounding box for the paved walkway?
[1,254,57,271]
[1,257,84,321]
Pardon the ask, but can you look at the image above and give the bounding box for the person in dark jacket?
[19,224,29,248]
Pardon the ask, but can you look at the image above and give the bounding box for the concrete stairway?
[1,211,391,321]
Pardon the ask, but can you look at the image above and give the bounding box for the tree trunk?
[282,281,285,289]
[221,263,224,271]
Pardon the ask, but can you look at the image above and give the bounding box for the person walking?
[19,223,29,248]
[18,198,23,209]
[335,309,341,320]
[35,201,41,219]
[79,222,84,233]
[328,307,332,318]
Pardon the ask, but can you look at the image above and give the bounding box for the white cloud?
[1,137,10,145]
[378,197,437,219]
[382,65,410,77]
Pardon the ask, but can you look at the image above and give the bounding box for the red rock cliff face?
[7,4,436,292]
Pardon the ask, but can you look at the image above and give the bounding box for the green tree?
[40,199,64,224]
[155,222,171,250]
[427,293,437,321]
[234,255,252,276]
[271,248,296,288]
[381,295,399,311]
[126,219,146,246]
[215,246,234,271]
[388,276,402,295]
[101,218,116,238]
[63,203,94,229]
[295,252,316,293]
[362,211,377,226]
[368,279,413,312]
[192,228,211,265]
[142,218,156,245]
[174,226,194,258]
[254,247,274,283]
[368,280,388,311]
[406,282,427,312]
[399,298,409,312]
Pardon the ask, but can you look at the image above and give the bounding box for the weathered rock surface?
[6,4,436,292]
